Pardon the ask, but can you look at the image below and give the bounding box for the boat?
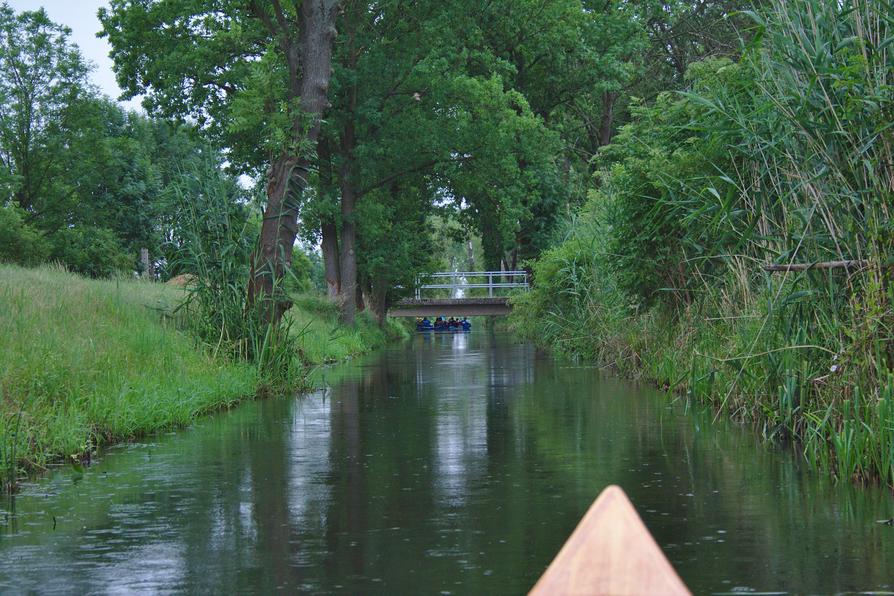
[529,485,690,595]
[416,317,472,332]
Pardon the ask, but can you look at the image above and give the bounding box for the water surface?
[1,332,892,593]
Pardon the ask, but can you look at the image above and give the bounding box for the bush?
[0,204,50,266]
[50,225,133,278]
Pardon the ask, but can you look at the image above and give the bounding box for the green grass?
[0,265,408,488]
[287,293,410,364]
[0,264,257,484]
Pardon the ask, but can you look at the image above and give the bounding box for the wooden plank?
[529,485,690,596]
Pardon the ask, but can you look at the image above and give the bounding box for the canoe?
[529,485,690,595]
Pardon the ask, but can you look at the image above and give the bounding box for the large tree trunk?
[336,6,360,325]
[599,91,617,148]
[248,0,340,324]
[368,280,388,327]
[321,219,341,300]
[338,147,358,324]
[248,154,306,323]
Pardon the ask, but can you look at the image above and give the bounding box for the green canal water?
[1,333,892,593]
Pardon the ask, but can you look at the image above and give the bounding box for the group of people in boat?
[416,316,472,332]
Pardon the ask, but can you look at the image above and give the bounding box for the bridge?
[388,271,529,317]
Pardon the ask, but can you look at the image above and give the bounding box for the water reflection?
[0,333,892,594]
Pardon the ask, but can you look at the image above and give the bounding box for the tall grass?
[514,0,894,487]
[166,162,410,385]
[165,161,304,393]
[0,265,257,490]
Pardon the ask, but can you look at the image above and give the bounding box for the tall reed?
[513,0,894,487]
[165,161,302,391]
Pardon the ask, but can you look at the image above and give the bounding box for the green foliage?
[49,225,133,278]
[164,156,303,390]
[0,204,49,266]
[98,0,296,172]
[289,247,322,294]
[0,5,90,217]
[516,0,894,488]
[595,58,748,306]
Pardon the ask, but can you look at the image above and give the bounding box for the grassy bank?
[0,265,407,488]
[512,0,894,489]
[288,293,409,364]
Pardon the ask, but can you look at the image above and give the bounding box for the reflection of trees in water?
[510,365,894,591]
[1,334,893,593]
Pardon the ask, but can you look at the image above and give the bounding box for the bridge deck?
[388,297,511,317]
[390,270,527,317]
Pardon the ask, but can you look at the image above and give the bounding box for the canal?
[1,333,892,593]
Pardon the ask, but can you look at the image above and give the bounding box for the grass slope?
[288,293,409,364]
[0,265,257,480]
[0,265,408,486]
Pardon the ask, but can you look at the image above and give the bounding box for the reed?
[513,0,894,487]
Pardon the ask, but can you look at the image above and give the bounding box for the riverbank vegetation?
[0,264,405,488]
[4,0,890,491]
[512,0,894,488]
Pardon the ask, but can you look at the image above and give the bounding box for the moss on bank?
[0,265,407,487]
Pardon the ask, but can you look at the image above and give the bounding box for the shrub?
[49,225,133,278]
[0,204,50,266]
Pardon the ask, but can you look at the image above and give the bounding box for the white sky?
[7,0,143,111]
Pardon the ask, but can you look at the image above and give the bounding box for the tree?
[0,5,90,225]
[303,0,571,320]
[100,0,340,323]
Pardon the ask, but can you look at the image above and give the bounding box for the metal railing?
[414,271,529,299]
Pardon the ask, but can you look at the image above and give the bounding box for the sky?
[7,0,143,111]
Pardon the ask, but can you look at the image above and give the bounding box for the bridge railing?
[414,270,529,299]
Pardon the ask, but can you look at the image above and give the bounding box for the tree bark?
[368,280,388,327]
[336,3,362,325]
[321,219,341,300]
[599,91,617,148]
[318,136,341,301]
[338,125,358,324]
[247,0,340,324]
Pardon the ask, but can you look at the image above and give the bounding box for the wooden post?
[140,248,152,278]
